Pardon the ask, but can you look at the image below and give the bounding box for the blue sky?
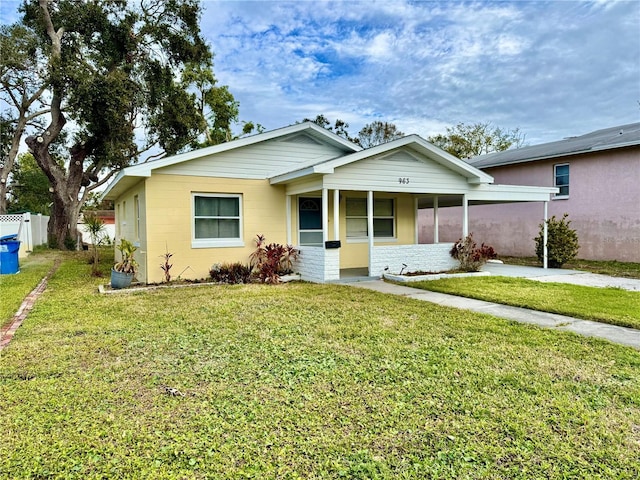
[3,0,639,145]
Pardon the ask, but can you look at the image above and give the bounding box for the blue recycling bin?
[0,234,21,274]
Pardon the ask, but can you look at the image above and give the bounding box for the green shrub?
[449,233,497,272]
[535,213,579,268]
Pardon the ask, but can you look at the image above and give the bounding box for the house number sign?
[398,177,410,184]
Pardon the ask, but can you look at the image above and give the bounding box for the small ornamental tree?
[449,234,497,272]
[535,213,579,268]
[83,212,105,276]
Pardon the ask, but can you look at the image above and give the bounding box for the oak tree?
[5,0,221,248]
[428,121,525,159]
[357,121,404,148]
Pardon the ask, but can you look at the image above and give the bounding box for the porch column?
[462,194,469,237]
[322,188,329,244]
[433,196,439,243]
[368,190,374,275]
[286,194,292,245]
[333,189,340,240]
[543,201,548,269]
[414,197,419,244]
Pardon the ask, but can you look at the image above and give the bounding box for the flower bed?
[383,271,491,283]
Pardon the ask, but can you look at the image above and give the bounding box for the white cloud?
[5,0,636,144]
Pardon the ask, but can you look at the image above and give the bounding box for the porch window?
[298,197,323,246]
[554,164,569,197]
[192,193,243,248]
[346,198,395,238]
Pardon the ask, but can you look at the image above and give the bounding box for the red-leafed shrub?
[450,234,497,272]
[249,234,300,284]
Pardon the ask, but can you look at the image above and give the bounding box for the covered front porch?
[269,135,557,283]
[282,190,556,283]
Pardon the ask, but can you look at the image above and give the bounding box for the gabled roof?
[102,122,361,200]
[269,134,494,185]
[468,122,640,169]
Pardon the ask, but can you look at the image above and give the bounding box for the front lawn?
[407,276,640,330]
[1,252,639,478]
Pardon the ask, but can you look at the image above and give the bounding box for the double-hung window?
[192,193,243,247]
[554,164,569,198]
[346,197,395,239]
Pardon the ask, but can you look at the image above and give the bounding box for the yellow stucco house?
[102,122,557,283]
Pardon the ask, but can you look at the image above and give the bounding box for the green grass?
[501,256,640,279]
[0,249,59,327]
[1,253,639,478]
[407,276,640,330]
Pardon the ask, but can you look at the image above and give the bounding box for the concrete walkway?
[481,262,640,291]
[342,268,640,349]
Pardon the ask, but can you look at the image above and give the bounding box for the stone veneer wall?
[370,243,458,276]
[294,246,340,283]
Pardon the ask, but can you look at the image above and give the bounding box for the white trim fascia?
[270,166,318,184]
[467,184,559,202]
[105,122,361,195]
[100,170,149,200]
[100,170,127,199]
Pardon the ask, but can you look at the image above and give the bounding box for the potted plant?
[111,239,139,289]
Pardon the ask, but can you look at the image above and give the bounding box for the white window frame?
[554,163,569,199]
[345,197,396,243]
[191,193,244,248]
[298,196,323,246]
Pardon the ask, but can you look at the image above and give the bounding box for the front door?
[298,197,323,246]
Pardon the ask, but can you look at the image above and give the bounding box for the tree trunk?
[0,182,7,215]
[48,192,82,249]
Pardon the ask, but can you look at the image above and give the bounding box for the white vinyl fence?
[0,212,50,257]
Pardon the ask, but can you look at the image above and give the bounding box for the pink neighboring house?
[418,123,640,262]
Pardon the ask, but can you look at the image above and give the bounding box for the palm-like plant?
[114,239,138,275]
[83,212,106,276]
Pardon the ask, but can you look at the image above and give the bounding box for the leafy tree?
[6,152,52,215]
[0,24,49,214]
[182,61,243,147]
[300,115,404,148]
[300,115,357,143]
[8,0,219,249]
[428,121,525,159]
[357,121,404,148]
[535,214,580,268]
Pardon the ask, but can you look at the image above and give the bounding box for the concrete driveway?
[481,263,640,291]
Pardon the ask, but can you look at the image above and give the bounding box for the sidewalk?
[346,279,640,350]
